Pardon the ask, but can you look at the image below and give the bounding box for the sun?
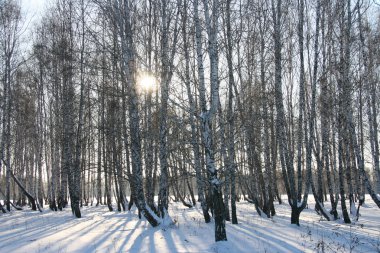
[137,73,157,93]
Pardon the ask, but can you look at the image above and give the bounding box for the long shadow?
[0,206,139,252]
[125,221,160,252]
[227,222,304,253]
[65,207,141,252]
[113,218,143,252]
[0,210,82,247]
[125,210,205,253]
[237,204,380,253]
[73,217,135,252]
[163,224,198,253]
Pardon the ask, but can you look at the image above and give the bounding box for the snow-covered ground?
[1,195,380,253]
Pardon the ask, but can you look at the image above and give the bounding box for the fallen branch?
[3,159,42,212]
[10,201,23,210]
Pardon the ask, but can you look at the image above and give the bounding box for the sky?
[21,0,46,23]
[18,0,47,52]
[20,0,380,22]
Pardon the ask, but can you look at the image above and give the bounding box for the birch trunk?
[358,0,380,197]
[112,0,159,226]
[183,0,210,223]
[306,0,332,220]
[201,0,227,241]
[226,0,238,223]
[272,0,309,225]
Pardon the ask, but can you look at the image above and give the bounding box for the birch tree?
[357,0,380,204]
[0,0,21,212]
[272,0,311,225]
[182,0,210,223]
[109,0,160,226]
[158,0,180,219]
[192,0,212,223]
[225,0,238,223]
[199,0,227,241]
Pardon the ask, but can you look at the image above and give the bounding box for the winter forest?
[1,0,380,252]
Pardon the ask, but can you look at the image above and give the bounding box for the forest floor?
[0,195,380,253]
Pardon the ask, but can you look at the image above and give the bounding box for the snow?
[145,204,163,224]
[159,208,174,228]
[316,200,334,221]
[350,201,357,217]
[1,195,380,253]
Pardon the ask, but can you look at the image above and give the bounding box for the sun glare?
[138,74,157,93]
